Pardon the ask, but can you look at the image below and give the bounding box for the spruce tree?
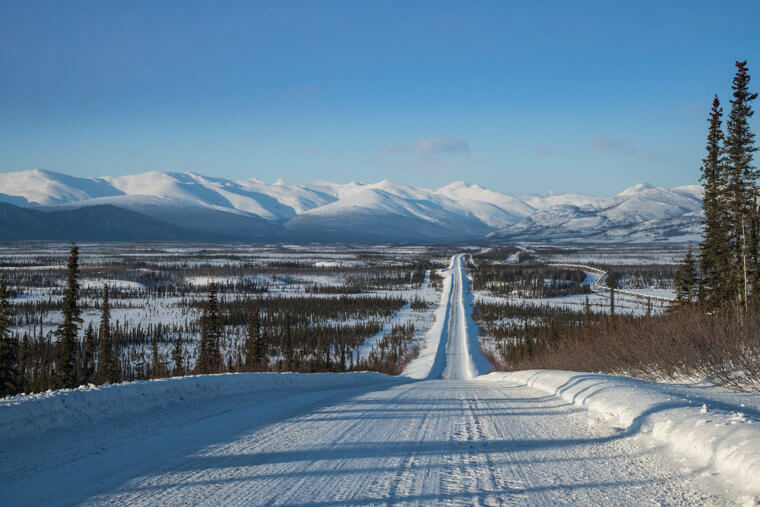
[608,271,615,317]
[53,244,82,390]
[583,294,592,337]
[259,328,270,371]
[0,276,19,397]
[17,333,29,394]
[111,322,122,383]
[674,248,698,305]
[699,96,733,307]
[80,322,96,385]
[725,61,758,305]
[196,282,222,374]
[282,313,294,370]
[244,306,263,371]
[96,285,115,384]
[172,335,185,377]
[150,334,164,379]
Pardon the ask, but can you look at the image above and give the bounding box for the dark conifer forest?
[0,244,449,396]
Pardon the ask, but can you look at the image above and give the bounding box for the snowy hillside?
[488,182,703,242]
[0,169,703,242]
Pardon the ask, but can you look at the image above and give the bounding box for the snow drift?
[0,371,406,441]
[481,370,760,495]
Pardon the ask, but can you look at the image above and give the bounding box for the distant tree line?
[0,244,417,397]
[472,263,590,299]
[475,298,620,368]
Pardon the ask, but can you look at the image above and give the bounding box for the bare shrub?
[513,307,760,392]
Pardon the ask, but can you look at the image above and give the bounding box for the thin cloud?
[381,136,470,157]
[379,136,470,174]
[415,136,469,155]
[592,137,636,155]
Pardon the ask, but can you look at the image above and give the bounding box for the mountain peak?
[617,182,656,196]
[439,180,473,190]
[0,169,703,242]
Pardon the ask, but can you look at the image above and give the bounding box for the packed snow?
[482,370,760,496]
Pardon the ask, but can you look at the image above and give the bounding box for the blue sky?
[1,1,758,195]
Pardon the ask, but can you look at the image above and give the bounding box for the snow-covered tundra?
[2,255,759,505]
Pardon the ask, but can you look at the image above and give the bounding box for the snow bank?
[403,265,453,379]
[481,370,760,495]
[1,372,404,441]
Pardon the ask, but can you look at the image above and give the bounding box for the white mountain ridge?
[0,169,703,242]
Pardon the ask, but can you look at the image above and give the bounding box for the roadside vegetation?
[478,300,760,392]
[477,61,760,392]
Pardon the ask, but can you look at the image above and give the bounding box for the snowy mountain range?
[0,169,703,242]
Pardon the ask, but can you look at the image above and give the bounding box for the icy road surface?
[84,380,730,505]
[3,255,736,505]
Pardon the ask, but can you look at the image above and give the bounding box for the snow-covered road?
[85,380,729,505]
[2,255,745,504]
[441,255,490,380]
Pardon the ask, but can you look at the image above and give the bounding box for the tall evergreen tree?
[96,285,116,383]
[608,271,615,317]
[17,333,29,394]
[172,335,185,377]
[259,328,270,371]
[0,276,19,397]
[724,61,758,305]
[282,313,294,370]
[699,96,733,307]
[53,244,82,389]
[80,322,96,385]
[111,321,122,383]
[244,306,263,370]
[196,282,222,374]
[674,248,699,306]
[150,334,165,379]
[584,294,591,322]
